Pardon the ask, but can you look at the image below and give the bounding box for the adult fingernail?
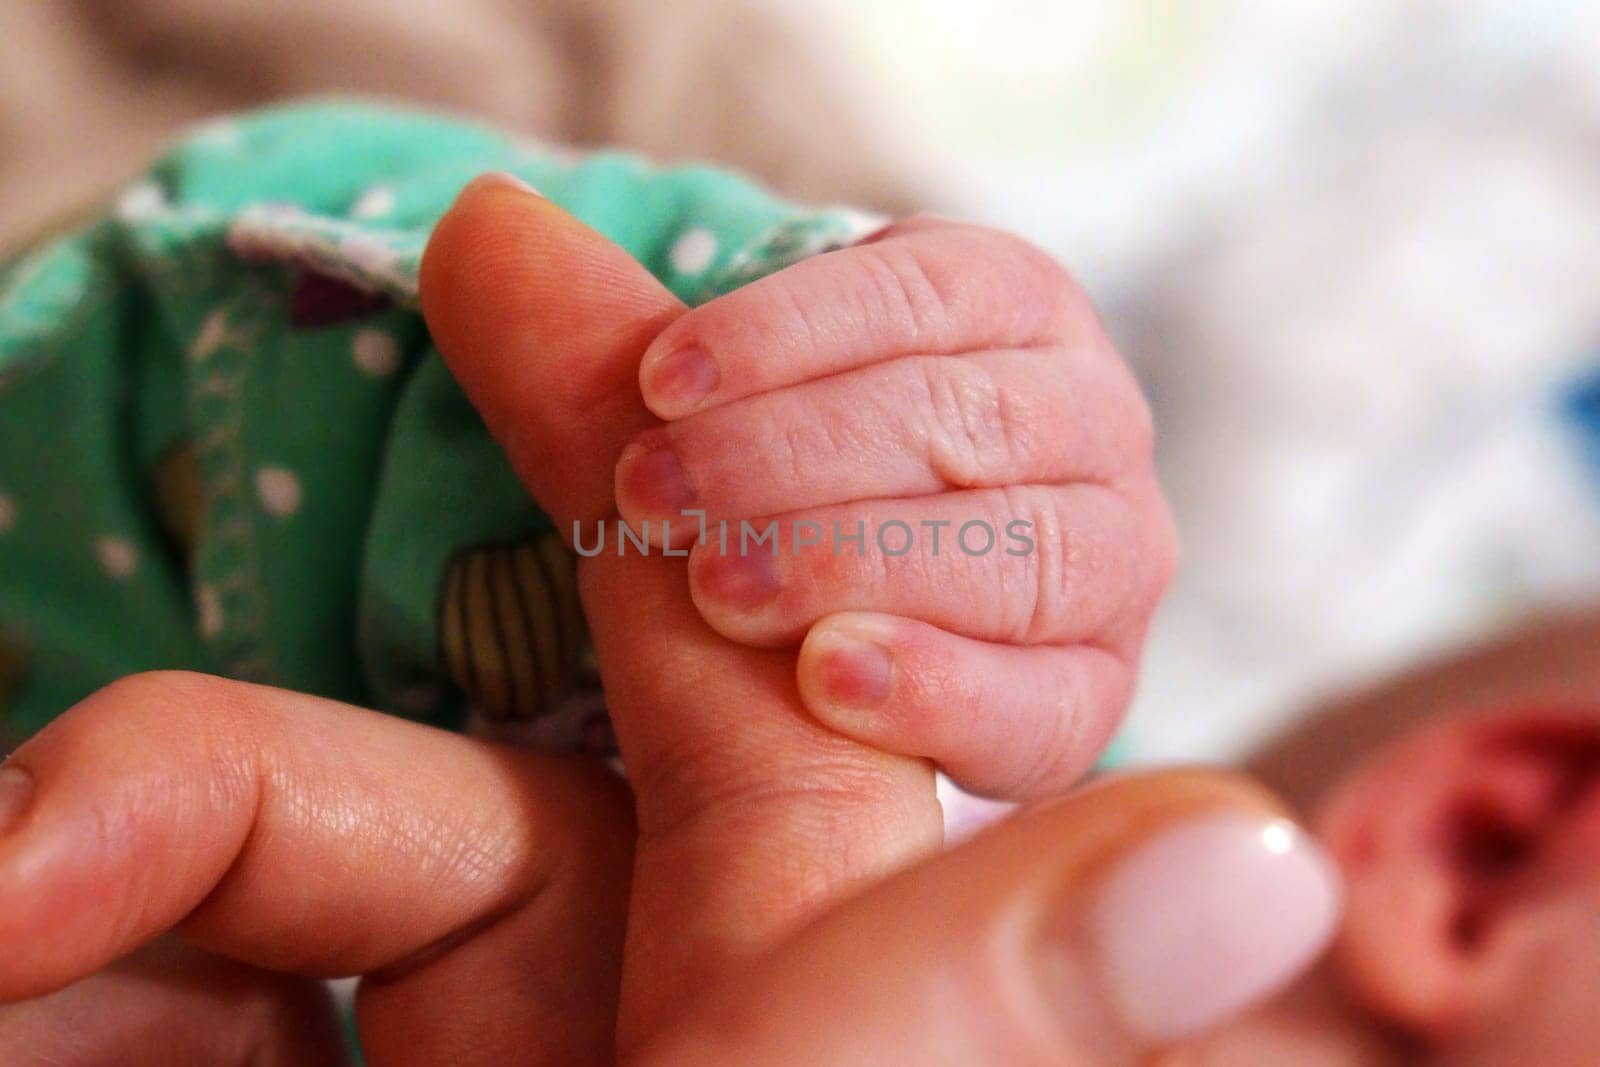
[617,436,697,517]
[696,547,781,610]
[0,764,34,837]
[471,171,542,198]
[1087,814,1340,1041]
[644,346,719,415]
[800,617,897,733]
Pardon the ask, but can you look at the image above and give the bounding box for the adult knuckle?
[85,672,266,809]
[86,670,212,731]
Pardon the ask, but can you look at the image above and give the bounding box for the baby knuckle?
[1076,344,1154,470]
[1142,492,1182,604]
[921,359,1025,488]
[751,274,827,360]
[1010,685,1086,795]
[987,486,1055,643]
[980,228,1085,333]
[1118,383,1157,473]
[771,414,819,488]
[1026,495,1077,644]
[1000,485,1119,645]
[855,240,956,342]
[994,226,1066,284]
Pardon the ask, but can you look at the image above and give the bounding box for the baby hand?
[617,218,1177,797]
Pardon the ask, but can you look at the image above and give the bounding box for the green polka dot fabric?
[0,100,883,747]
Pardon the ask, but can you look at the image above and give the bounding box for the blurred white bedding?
[1115,6,1600,759]
[1124,67,1600,758]
[799,0,1600,759]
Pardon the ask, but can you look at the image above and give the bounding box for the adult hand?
[0,688,1338,1065]
[0,673,635,1064]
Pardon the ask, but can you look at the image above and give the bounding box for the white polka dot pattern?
[255,467,302,518]
[189,309,232,362]
[96,536,139,579]
[196,583,224,638]
[351,186,396,219]
[116,181,167,222]
[352,329,400,377]
[669,228,718,275]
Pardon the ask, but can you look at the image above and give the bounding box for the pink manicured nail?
[697,548,781,610]
[1089,815,1340,1041]
[645,346,719,414]
[617,438,696,516]
[0,764,34,837]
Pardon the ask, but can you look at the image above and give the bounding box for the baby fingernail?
[617,437,696,516]
[0,764,34,837]
[802,621,897,732]
[645,346,719,414]
[1088,814,1340,1042]
[698,548,780,610]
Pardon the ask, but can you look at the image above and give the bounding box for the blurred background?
[4,0,1599,763]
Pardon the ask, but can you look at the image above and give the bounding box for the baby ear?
[1317,707,1600,1038]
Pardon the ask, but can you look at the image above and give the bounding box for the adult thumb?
[643,772,1342,1066]
[419,173,683,531]
[420,175,941,1046]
